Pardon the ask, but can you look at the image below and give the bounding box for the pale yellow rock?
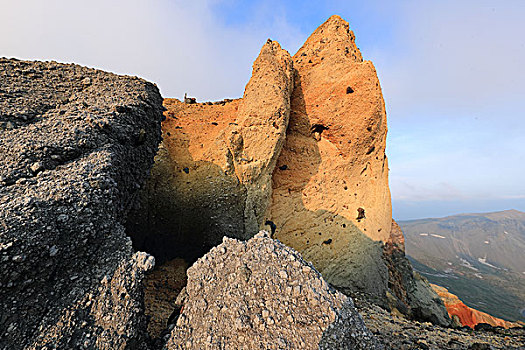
[227,40,294,234]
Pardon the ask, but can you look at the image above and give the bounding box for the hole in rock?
[311,124,328,141]
[265,220,276,235]
[357,207,366,222]
[311,123,328,134]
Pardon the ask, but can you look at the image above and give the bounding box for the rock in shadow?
[126,129,246,265]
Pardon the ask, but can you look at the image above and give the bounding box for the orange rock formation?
[128,15,450,324]
[431,284,521,329]
[269,14,391,242]
[127,40,293,262]
[266,14,392,299]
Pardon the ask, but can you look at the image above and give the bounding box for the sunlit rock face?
[267,15,392,302]
[127,15,449,325]
[126,40,294,263]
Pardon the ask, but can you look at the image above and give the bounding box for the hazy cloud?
[1,0,524,218]
[0,0,298,101]
[377,0,525,117]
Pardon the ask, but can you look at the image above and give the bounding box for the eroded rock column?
[267,15,391,301]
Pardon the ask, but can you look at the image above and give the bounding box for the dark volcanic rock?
[0,58,164,349]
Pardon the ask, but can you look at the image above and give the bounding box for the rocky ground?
[355,297,524,349]
[144,258,188,338]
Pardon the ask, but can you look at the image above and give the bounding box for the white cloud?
[378,0,525,117]
[0,0,302,101]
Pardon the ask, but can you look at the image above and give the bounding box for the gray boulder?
[164,231,379,350]
[0,58,164,349]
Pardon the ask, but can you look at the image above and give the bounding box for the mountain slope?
[399,209,525,322]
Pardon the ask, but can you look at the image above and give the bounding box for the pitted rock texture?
[127,15,449,325]
[164,231,379,350]
[31,252,155,349]
[0,58,164,349]
[127,40,293,263]
[267,14,391,302]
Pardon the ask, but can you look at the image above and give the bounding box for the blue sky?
[1,0,524,219]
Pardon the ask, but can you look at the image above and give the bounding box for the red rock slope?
[431,284,521,329]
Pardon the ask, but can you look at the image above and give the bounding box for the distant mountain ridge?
[399,209,525,323]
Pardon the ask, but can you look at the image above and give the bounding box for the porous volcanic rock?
[0,58,164,349]
[128,15,450,326]
[126,40,293,262]
[266,16,450,322]
[266,15,389,304]
[164,231,379,350]
[431,284,522,329]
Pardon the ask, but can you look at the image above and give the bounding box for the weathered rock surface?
[384,220,451,326]
[0,58,164,349]
[128,15,449,325]
[164,231,379,350]
[127,40,293,263]
[356,297,525,350]
[266,15,391,302]
[431,284,522,329]
[144,258,188,339]
[266,16,445,323]
[31,252,155,349]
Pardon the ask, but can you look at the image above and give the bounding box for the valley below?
[401,209,525,323]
